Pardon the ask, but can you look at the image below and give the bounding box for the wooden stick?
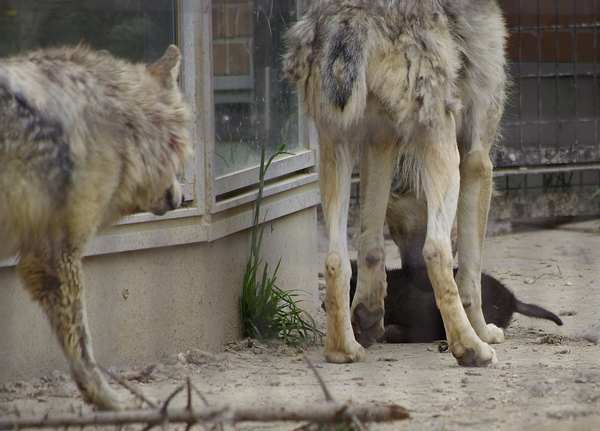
[99,365,157,409]
[303,355,335,402]
[3,356,408,430]
[303,355,371,431]
[0,403,409,430]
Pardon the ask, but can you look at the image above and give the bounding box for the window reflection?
[0,0,176,64]
[213,0,302,176]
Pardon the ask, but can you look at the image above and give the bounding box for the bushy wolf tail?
[284,9,370,128]
[321,17,368,114]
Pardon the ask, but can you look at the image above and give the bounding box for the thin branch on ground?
[303,355,335,402]
[303,355,373,431]
[2,360,409,430]
[99,365,157,409]
[120,364,157,383]
[0,403,409,430]
[161,385,185,414]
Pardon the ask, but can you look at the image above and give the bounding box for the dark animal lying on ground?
[335,260,562,343]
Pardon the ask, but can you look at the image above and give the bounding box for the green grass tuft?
[239,144,324,347]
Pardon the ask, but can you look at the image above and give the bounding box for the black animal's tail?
[515,301,563,326]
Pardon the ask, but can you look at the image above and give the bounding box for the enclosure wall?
[0,207,318,382]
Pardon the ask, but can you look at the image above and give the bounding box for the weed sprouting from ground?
[240,144,324,347]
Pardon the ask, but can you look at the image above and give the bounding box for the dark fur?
[341,261,563,343]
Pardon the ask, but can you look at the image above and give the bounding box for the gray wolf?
[0,45,191,409]
[346,261,563,343]
[285,0,507,366]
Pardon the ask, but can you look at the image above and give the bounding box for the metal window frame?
[119,0,317,224]
[208,0,315,209]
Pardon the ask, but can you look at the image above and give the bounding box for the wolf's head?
[136,45,192,217]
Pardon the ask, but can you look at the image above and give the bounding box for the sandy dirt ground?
[1,220,600,430]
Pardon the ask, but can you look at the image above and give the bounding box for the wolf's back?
[0,66,76,195]
[0,64,78,257]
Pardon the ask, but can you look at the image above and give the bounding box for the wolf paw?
[324,339,366,363]
[76,365,127,411]
[477,323,505,344]
[352,303,385,348]
[86,381,125,411]
[451,339,498,367]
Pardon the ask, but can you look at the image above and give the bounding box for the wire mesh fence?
[491,0,600,219]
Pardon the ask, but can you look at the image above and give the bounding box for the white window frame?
[181,0,318,226]
[208,0,314,201]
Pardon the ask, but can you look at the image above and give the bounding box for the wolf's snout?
[149,178,182,216]
[167,182,184,210]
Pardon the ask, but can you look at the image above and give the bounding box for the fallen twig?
[303,355,335,402]
[2,358,408,430]
[120,364,157,383]
[303,355,390,431]
[99,365,157,409]
[0,403,409,430]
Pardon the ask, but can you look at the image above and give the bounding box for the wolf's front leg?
[18,251,124,410]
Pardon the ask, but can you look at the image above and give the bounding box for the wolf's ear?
[147,45,181,88]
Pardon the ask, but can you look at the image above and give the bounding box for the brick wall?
[212,0,254,76]
[501,0,599,63]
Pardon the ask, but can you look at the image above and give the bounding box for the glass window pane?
[0,0,176,64]
[212,0,304,177]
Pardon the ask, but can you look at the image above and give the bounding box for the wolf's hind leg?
[18,251,124,410]
[455,149,504,344]
[421,116,497,367]
[319,133,365,363]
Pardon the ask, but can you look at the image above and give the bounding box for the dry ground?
[1,220,600,430]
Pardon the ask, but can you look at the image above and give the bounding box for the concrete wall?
[0,207,318,382]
